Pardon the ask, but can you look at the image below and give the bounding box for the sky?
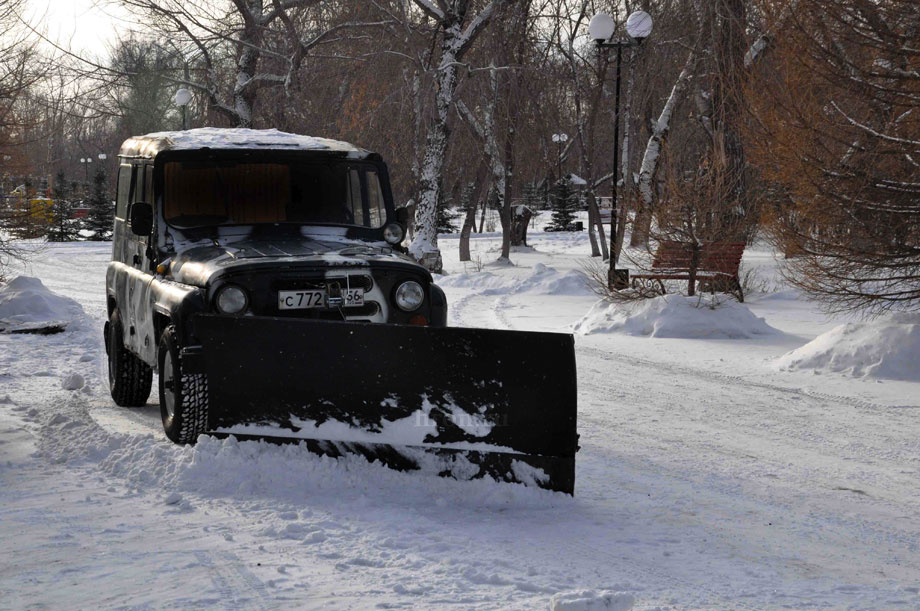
[25,0,134,60]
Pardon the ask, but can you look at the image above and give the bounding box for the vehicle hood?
[168,236,416,286]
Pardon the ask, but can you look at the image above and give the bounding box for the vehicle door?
[123,163,157,362]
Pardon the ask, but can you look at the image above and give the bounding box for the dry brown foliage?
[745,0,920,313]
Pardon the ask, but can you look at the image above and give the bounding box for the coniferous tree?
[436,195,457,234]
[47,171,75,242]
[549,178,577,231]
[85,168,113,241]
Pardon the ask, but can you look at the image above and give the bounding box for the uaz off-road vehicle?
[104,128,577,493]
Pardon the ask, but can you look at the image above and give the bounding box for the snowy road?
[2,236,919,609]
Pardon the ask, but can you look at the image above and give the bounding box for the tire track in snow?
[193,550,270,611]
[576,344,919,412]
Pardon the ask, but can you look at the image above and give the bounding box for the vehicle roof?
[118,128,374,160]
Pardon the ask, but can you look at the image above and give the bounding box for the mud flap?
[191,314,578,494]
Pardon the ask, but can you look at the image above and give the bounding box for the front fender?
[151,279,207,346]
[429,284,447,327]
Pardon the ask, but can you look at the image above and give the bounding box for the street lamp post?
[589,11,653,289]
[174,88,192,130]
[551,133,568,181]
[97,154,107,184]
[80,157,92,182]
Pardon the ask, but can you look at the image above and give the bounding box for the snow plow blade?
[189,314,577,494]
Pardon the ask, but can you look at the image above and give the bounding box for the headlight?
[394,280,424,311]
[215,285,248,314]
[383,222,404,245]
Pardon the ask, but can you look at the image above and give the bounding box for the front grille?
[274,274,373,292]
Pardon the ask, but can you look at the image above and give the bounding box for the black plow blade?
[192,314,578,494]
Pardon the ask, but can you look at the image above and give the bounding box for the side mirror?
[129,202,153,236]
[396,206,409,227]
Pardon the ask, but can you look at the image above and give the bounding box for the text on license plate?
[278,289,364,310]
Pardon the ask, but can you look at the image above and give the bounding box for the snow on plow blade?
[190,314,578,494]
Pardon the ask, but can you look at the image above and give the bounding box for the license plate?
[278,289,364,310]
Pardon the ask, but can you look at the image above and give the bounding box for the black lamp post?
[589,11,653,289]
[79,157,92,182]
[174,88,192,130]
[552,132,568,180]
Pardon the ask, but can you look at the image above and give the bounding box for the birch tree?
[407,0,510,272]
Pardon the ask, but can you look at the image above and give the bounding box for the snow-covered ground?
[2,218,919,609]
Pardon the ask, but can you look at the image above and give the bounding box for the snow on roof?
[566,173,587,186]
[118,128,372,159]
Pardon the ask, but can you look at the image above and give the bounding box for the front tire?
[107,311,152,407]
[158,326,209,444]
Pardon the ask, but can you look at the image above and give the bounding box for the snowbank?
[437,264,592,297]
[574,295,781,339]
[775,313,920,381]
[0,276,84,331]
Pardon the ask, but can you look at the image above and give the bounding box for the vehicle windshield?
[162,159,387,229]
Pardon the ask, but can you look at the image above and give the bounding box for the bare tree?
[116,0,386,127]
[548,0,612,259]
[746,0,920,313]
[0,0,48,278]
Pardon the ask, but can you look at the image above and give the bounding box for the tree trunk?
[232,4,263,128]
[585,191,606,258]
[409,24,461,273]
[630,205,653,248]
[634,53,695,249]
[510,206,532,246]
[459,202,477,261]
[499,123,515,261]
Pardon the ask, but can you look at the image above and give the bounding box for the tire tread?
[160,327,209,444]
[109,314,152,407]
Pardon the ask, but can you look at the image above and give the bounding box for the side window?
[366,170,385,229]
[115,165,133,219]
[346,169,363,225]
[131,165,141,205]
[145,165,154,203]
[125,166,141,228]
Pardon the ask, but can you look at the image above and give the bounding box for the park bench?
[630,241,746,301]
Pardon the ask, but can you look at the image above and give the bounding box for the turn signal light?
[156,264,167,274]
[409,315,428,326]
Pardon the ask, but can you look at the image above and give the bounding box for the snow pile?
[438,264,592,297]
[0,276,84,331]
[574,295,781,339]
[775,313,920,381]
[61,373,85,391]
[504,263,592,296]
[549,590,635,611]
